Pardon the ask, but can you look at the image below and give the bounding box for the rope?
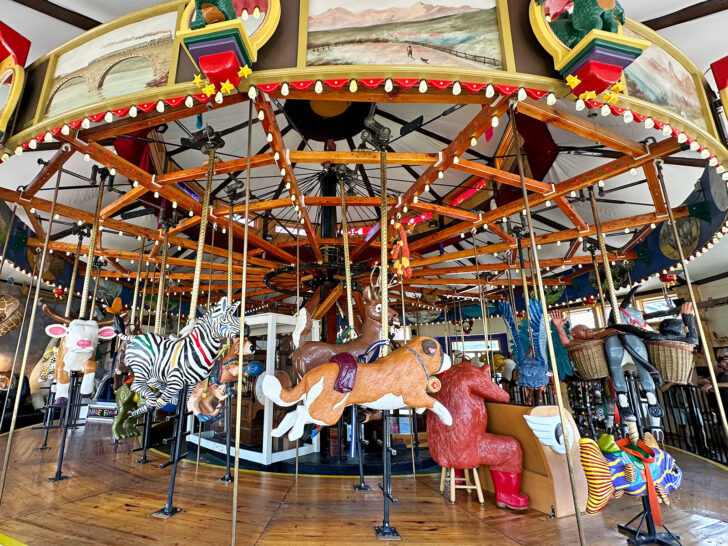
[88,265,101,319]
[78,180,104,318]
[0,151,66,503]
[129,237,145,326]
[588,187,621,324]
[339,179,356,340]
[590,247,608,326]
[65,235,83,318]
[654,159,728,442]
[232,100,253,544]
[189,148,216,322]
[511,102,585,545]
[155,227,169,334]
[139,260,151,330]
[207,223,216,312]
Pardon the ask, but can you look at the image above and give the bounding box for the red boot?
[490,470,529,510]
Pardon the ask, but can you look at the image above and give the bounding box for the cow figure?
[43,305,118,405]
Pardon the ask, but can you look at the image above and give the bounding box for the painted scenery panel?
[45,11,177,119]
[622,26,706,130]
[306,0,503,70]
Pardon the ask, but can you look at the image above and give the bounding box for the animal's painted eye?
[375,304,382,313]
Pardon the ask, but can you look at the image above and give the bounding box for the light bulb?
[470,136,478,147]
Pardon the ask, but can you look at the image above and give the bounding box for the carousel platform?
[0,423,726,545]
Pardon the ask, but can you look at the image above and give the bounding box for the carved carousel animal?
[427,362,529,509]
[190,0,237,29]
[28,338,59,409]
[112,382,146,441]
[500,299,551,405]
[292,285,399,380]
[42,305,119,405]
[264,337,452,441]
[536,0,625,48]
[124,297,243,415]
[187,336,257,422]
[580,432,682,516]
[0,295,22,338]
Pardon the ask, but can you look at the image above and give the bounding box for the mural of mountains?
[308,2,483,32]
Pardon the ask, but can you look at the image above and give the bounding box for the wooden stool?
[440,467,484,505]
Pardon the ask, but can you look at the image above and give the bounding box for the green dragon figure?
[537,0,626,49]
[190,0,238,30]
[112,384,145,441]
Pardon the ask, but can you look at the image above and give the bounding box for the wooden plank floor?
[0,424,726,545]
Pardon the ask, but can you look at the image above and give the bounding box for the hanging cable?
[339,178,356,340]
[471,229,491,367]
[130,238,146,327]
[155,227,170,334]
[65,233,84,319]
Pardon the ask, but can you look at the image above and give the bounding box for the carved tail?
[292,308,313,349]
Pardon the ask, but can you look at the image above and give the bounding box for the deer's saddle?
[331,352,358,394]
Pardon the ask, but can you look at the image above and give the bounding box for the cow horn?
[98,312,127,327]
[42,304,73,326]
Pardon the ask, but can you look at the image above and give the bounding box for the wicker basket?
[646,340,695,384]
[567,339,609,380]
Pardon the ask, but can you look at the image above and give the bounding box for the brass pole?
[78,181,104,318]
[206,223,216,312]
[88,264,101,319]
[139,260,151,330]
[339,179,356,340]
[512,102,585,544]
[590,247,608,325]
[0,204,17,274]
[189,148,216,322]
[379,149,389,355]
[155,227,169,334]
[471,229,491,367]
[0,150,66,503]
[654,159,728,441]
[65,234,83,318]
[232,100,253,544]
[129,238,145,326]
[228,199,234,302]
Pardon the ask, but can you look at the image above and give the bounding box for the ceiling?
[1,0,728,307]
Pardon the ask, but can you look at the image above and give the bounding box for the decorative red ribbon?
[616,438,663,527]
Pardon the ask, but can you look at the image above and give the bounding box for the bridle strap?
[404,346,438,380]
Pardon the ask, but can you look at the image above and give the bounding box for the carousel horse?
[0,295,22,338]
[605,286,664,423]
[187,336,258,421]
[264,337,452,441]
[291,285,399,380]
[42,304,120,405]
[125,297,243,415]
[427,362,529,509]
[580,432,682,515]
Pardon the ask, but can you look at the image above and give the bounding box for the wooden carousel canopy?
[0,0,726,318]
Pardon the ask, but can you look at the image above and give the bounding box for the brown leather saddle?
[331,352,358,393]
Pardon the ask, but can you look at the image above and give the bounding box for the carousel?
[0,0,727,544]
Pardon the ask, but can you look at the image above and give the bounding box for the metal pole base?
[135,456,151,465]
[151,506,182,519]
[48,474,68,483]
[374,525,401,541]
[353,483,371,492]
[36,446,51,451]
[617,525,680,546]
[219,474,234,483]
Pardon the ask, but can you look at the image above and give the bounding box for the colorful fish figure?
[579,432,682,514]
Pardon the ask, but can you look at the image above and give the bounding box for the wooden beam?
[253,93,323,263]
[409,202,479,222]
[487,223,517,245]
[619,225,654,254]
[555,196,589,232]
[564,240,581,262]
[408,137,681,252]
[312,284,344,320]
[402,277,566,287]
[352,99,509,260]
[643,0,728,30]
[516,100,645,156]
[10,0,100,30]
[100,186,148,219]
[450,158,552,193]
[642,163,668,218]
[24,207,45,239]
[21,147,75,198]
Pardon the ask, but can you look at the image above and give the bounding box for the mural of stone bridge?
[47,36,174,112]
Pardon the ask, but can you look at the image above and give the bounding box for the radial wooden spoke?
[402,277,566,286]
[450,158,552,193]
[100,185,148,219]
[412,206,691,268]
[253,93,323,263]
[554,196,589,233]
[408,137,680,252]
[619,224,655,254]
[516,100,645,156]
[564,239,581,262]
[409,202,479,222]
[643,163,668,218]
[487,223,517,245]
[24,207,45,239]
[156,153,275,185]
[352,98,508,260]
[312,283,344,320]
[21,147,75,198]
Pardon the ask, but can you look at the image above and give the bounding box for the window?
[450,338,501,361]
[639,296,675,324]
[568,308,597,330]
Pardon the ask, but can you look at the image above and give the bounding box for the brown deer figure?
[291,285,398,380]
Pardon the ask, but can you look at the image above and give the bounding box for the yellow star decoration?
[202,83,216,97]
[603,92,620,104]
[566,74,581,89]
[193,74,205,88]
[238,65,252,79]
[220,80,236,94]
[578,90,596,100]
[610,81,626,93]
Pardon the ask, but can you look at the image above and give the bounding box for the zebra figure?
[124,297,245,415]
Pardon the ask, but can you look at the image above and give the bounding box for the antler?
[42,304,74,326]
